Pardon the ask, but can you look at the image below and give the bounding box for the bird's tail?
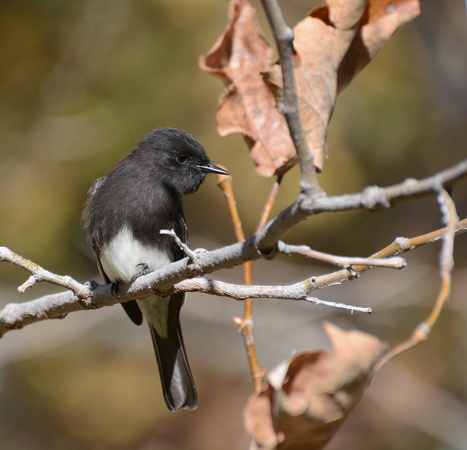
[148,322,198,411]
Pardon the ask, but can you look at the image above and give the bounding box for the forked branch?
[0,161,466,338]
[373,189,458,372]
[1,215,465,338]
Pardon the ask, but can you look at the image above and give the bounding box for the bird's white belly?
[99,225,173,338]
[99,225,171,283]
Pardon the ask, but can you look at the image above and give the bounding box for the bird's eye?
[176,155,187,164]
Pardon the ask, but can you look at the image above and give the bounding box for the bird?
[83,127,228,411]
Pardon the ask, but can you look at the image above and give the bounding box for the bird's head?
[135,127,228,195]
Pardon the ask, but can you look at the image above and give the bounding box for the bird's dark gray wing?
[85,175,144,326]
[82,176,106,229]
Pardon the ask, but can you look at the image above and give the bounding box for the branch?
[373,189,458,372]
[2,216,466,338]
[174,278,370,311]
[217,169,264,394]
[0,255,372,339]
[1,162,466,337]
[277,241,406,269]
[257,158,467,253]
[0,247,89,296]
[260,0,319,193]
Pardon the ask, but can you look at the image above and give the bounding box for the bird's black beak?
[198,163,229,176]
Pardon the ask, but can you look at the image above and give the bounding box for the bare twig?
[216,168,264,394]
[256,175,283,232]
[309,217,466,292]
[160,229,199,260]
[260,0,320,194]
[173,277,370,311]
[0,247,89,296]
[277,241,406,269]
[257,158,467,253]
[306,297,371,314]
[373,190,458,372]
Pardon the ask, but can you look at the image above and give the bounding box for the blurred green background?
[0,1,466,448]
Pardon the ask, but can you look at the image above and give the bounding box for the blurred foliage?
[0,0,466,449]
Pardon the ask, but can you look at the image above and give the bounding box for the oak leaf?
[199,0,296,177]
[244,323,388,449]
[201,0,420,176]
[265,0,421,171]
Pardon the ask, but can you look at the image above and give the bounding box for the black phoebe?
[83,127,228,411]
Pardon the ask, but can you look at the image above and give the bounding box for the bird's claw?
[133,263,151,280]
[111,282,120,298]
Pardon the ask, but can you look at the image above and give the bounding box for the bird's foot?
[110,282,120,298]
[85,280,99,291]
[134,263,151,280]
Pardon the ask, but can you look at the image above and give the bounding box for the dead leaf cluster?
[201,0,420,175]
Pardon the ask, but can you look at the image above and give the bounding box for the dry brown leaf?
[244,323,388,449]
[199,0,296,177]
[266,0,420,172]
[337,0,422,90]
[201,0,420,176]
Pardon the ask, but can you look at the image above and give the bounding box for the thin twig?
[0,247,89,296]
[373,190,458,372]
[306,297,371,313]
[257,158,467,253]
[173,277,370,311]
[217,168,264,394]
[160,229,199,260]
[260,0,320,194]
[278,241,406,269]
[309,217,466,292]
[256,175,283,233]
